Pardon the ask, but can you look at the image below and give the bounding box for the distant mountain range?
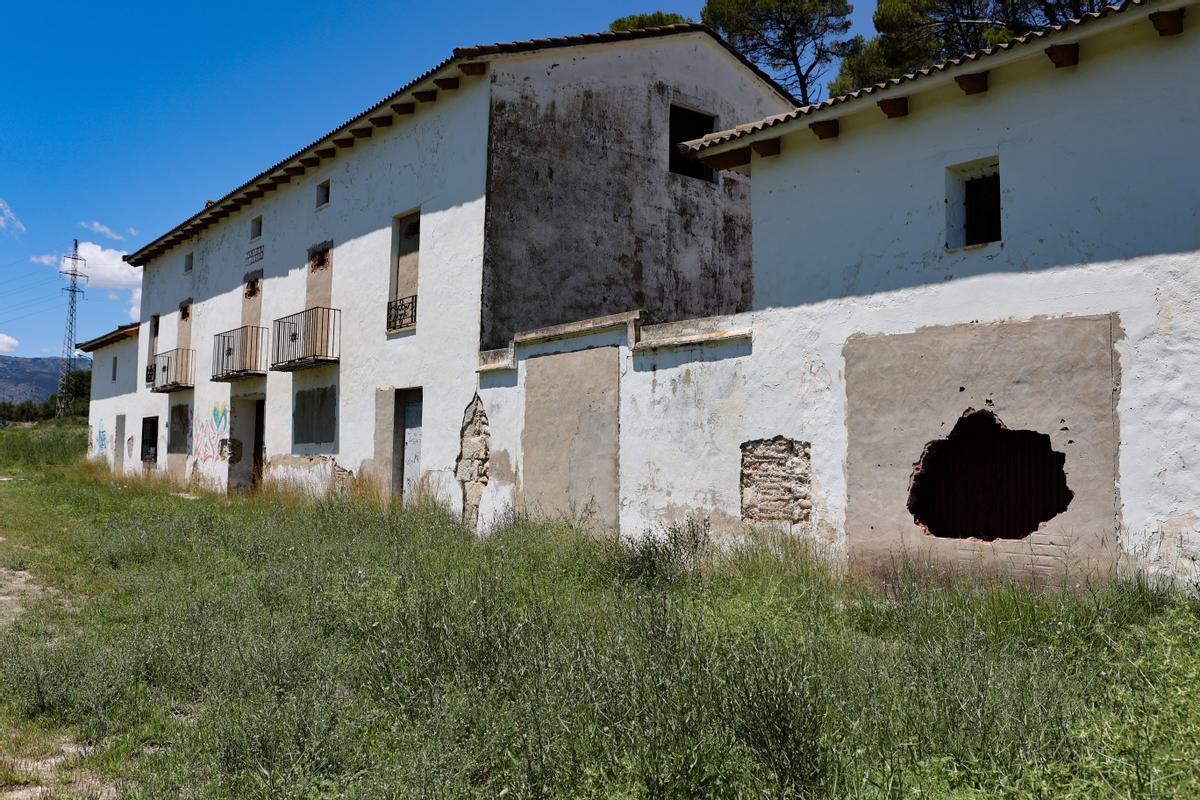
[0,356,91,404]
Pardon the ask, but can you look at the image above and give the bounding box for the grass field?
[0,423,1197,798]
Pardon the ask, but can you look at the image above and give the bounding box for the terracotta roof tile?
[686,0,1157,154]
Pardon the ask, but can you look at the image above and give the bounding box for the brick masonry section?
[740,436,813,524]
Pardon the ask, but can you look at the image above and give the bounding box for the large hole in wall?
[907,409,1072,541]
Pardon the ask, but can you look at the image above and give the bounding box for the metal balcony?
[387,294,417,332]
[150,348,195,393]
[270,307,340,372]
[212,326,268,382]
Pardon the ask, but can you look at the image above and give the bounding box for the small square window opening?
[179,302,191,321]
[316,180,330,208]
[946,158,1001,248]
[669,104,716,182]
[309,241,332,272]
[250,216,263,240]
[184,252,193,273]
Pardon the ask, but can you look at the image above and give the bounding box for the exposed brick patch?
[455,394,490,531]
[740,436,812,524]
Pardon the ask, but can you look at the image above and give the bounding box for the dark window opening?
[150,314,160,338]
[908,409,1072,541]
[316,180,330,207]
[184,252,193,273]
[140,416,158,462]
[167,404,191,455]
[294,385,337,445]
[310,241,332,272]
[251,215,263,240]
[111,356,118,382]
[964,173,1001,246]
[245,277,260,298]
[179,301,191,320]
[669,104,716,182]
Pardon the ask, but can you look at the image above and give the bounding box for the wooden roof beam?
[1150,8,1184,35]
[390,102,415,115]
[332,135,355,148]
[350,126,373,139]
[954,71,988,95]
[459,62,488,76]
[299,154,321,168]
[314,146,336,159]
[750,137,781,157]
[369,114,393,127]
[877,97,909,118]
[809,119,839,140]
[700,146,751,170]
[1044,43,1079,68]
[284,165,306,176]
[413,89,437,103]
[433,77,459,91]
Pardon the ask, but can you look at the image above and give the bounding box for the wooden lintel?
[413,89,437,103]
[350,126,373,139]
[954,72,988,95]
[369,114,393,127]
[433,77,459,90]
[284,165,306,176]
[314,146,336,159]
[299,155,322,167]
[700,146,751,171]
[877,97,909,118]
[391,102,415,115]
[808,119,839,140]
[332,136,355,148]
[1044,43,1079,68]
[1149,8,1184,35]
[459,61,488,76]
[750,137,781,157]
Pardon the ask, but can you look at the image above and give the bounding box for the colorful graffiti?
[193,401,229,464]
[97,420,107,453]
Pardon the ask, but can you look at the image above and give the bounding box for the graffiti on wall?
[97,420,107,453]
[193,401,229,464]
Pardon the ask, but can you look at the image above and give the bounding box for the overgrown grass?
[0,418,87,469]
[0,453,1196,798]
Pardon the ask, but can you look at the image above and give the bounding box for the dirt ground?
[0,562,116,799]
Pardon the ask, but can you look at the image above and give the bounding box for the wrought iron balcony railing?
[270,307,340,371]
[150,348,195,393]
[387,294,417,332]
[212,325,268,382]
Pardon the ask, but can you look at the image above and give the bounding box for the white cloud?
[127,226,138,237]
[0,333,19,353]
[80,220,124,241]
[128,287,141,321]
[106,290,119,301]
[0,199,25,235]
[34,240,140,289]
[29,253,57,265]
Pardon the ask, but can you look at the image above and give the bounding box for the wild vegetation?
[0,426,1197,798]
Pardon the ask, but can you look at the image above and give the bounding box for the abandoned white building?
[83,1,1199,581]
[80,26,793,500]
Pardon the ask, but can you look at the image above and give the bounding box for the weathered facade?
[83,25,790,510]
[84,2,1200,584]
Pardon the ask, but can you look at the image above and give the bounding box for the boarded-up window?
[167,404,191,455]
[294,386,337,445]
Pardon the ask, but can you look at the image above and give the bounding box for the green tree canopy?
[609,11,692,31]
[702,0,854,105]
[830,0,1110,96]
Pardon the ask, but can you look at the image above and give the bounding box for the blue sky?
[0,0,875,359]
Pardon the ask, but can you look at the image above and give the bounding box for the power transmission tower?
[56,240,88,417]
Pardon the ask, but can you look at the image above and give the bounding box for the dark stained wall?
[479,36,792,350]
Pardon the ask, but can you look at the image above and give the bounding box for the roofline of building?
[123,24,796,268]
[76,321,139,353]
[685,0,1190,161]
